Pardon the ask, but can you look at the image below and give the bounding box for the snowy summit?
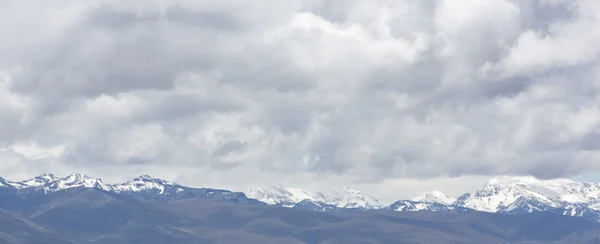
[2,173,600,221]
[455,176,600,213]
[246,185,383,209]
[411,190,457,205]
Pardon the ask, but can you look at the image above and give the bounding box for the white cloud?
[1,0,600,197]
[493,0,600,77]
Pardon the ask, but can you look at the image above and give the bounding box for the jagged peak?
[64,173,87,179]
[246,184,382,209]
[35,173,58,179]
[412,190,456,205]
[108,175,184,195]
[22,173,59,182]
[16,174,60,188]
[455,193,471,202]
[135,175,154,180]
[457,175,600,213]
[267,184,294,195]
[130,175,176,185]
[6,173,105,190]
[62,173,103,183]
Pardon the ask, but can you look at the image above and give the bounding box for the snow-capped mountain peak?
[135,175,154,180]
[286,187,327,202]
[329,188,383,209]
[42,174,111,192]
[111,175,182,194]
[4,173,110,192]
[246,185,326,207]
[131,175,175,184]
[246,185,382,209]
[13,174,59,188]
[456,176,600,213]
[0,173,261,205]
[411,190,456,205]
[389,200,466,212]
[64,173,94,182]
[3,173,600,220]
[33,173,59,182]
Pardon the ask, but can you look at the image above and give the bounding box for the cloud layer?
[2,0,600,199]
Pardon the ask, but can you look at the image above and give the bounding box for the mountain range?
[1,173,600,243]
[1,173,263,205]
[3,174,600,221]
[246,185,384,210]
[1,173,599,243]
[246,176,600,222]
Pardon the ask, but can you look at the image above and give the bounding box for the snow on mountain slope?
[108,175,262,203]
[590,202,600,211]
[389,200,470,212]
[499,195,554,214]
[285,187,328,203]
[6,173,110,193]
[111,175,182,194]
[455,176,600,213]
[43,173,111,193]
[4,174,59,190]
[245,187,289,205]
[329,188,384,209]
[4,173,600,217]
[411,190,456,205]
[0,174,260,204]
[390,200,436,211]
[293,199,339,212]
[15,174,59,188]
[246,185,327,207]
[246,185,383,209]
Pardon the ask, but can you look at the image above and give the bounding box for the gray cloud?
[1,0,600,199]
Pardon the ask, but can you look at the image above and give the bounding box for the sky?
[1,0,600,203]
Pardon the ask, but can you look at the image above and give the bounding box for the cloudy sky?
[1,0,600,202]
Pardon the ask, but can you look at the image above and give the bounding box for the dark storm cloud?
[1,0,600,188]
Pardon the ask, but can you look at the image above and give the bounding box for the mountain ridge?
[0,174,263,205]
[3,174,600,222]
[1,186,596,244]
[246,185,383,210]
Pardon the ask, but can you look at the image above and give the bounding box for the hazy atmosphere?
[2,0,600,202]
